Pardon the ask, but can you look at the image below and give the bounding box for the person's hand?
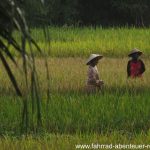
[96,80,104,86]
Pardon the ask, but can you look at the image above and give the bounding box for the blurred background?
[22,0,150,27]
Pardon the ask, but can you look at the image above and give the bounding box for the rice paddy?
[13,27,150,57]
[1,27,150,149]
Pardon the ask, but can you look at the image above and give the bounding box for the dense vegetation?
[13,27,150,57]
[1,0,150,149]
[0,57,150,134]
[23,0,150,27]
[0,57,150,149]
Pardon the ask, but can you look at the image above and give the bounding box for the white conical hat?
[86,54,103,65]
[128,48,142,57]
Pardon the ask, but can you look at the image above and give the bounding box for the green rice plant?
[0,93,150,135]
[1,132,150,150]
[0,0,51,134]
[12,27,150,57]
[0,58,149,135]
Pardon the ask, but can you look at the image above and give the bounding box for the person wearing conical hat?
[127,48,145,78]
[86,54,104,93]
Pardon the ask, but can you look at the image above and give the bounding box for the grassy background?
[0,58,149,135]
[13,27,150,57]
[1,27,150,149]
[0,93,150,135]
[1,133,150,150]
[0,57,149,94]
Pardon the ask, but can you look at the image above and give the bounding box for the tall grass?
[1,57,149,94]
[13,27,150,57]
[2,27,150,147]
[0,58,149,135]
[1,133,150,150]
[0,93,150,135]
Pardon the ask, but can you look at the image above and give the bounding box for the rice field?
[13,27,150,57]
[1,133,150,150]
[1,27,150,149]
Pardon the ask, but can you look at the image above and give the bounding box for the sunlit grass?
[13,27,150,57]
[0,58,149,135]
[1,133,150,150]
[0,57,150,94]
[2,27,150,148]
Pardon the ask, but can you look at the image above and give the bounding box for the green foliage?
[0,57,149,135]
[0,0,50,134]
[112,0,149,26]
[0,92,150,135]
[22,0,150,26]
[13,27,150,57]
[1,133,150,150]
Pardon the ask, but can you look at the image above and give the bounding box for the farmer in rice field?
[86,54,104,93]
[127,48,145,78]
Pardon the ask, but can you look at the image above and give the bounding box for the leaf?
[0,50,22,96]
[0,40,17,66]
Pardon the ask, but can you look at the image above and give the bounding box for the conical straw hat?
[128,48,142,57]
[86,54,103,65]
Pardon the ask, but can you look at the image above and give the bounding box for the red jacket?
[127,59,145,78]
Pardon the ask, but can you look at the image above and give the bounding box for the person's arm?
[94,67,104,86]
[127,61,131,78]
[140,60,145,74]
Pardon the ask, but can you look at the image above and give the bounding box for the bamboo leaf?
[0,50,22,96]
[0,40,17,66]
